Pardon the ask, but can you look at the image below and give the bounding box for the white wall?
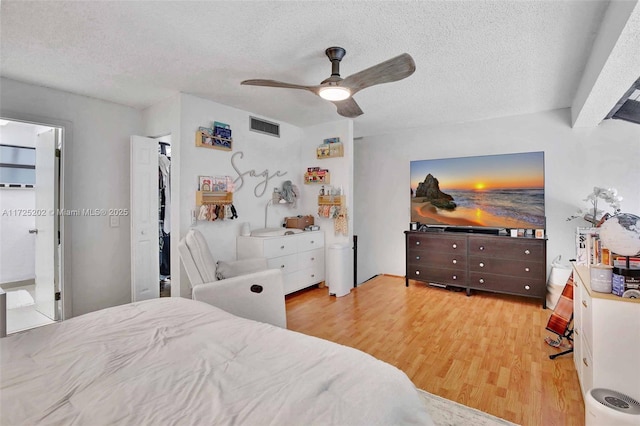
[354,108,640,283]
[1,77,143,317]
[177,94,305,297]
[299,120,355,288]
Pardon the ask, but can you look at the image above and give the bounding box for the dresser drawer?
[299,248,324,270]
[285,265,324,294]
[468,256,544,277]
[263,237,298,258]
[266,253,298,275]
[468,236,544,260]
[580,285,593,354]
[407,266,466,286]
[297,231,324,251]
[408,250,467,269]
[407,233,467,253]
[468,272,545,297]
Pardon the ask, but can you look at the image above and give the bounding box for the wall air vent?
[250,116,280,137]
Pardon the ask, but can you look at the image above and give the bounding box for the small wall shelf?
[195,131,232,151]
[196,191,233,206]
[318,195,345,206]
[317,143,343,159]
[305,171,330,184]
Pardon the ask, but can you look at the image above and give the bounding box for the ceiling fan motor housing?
[325,47,346,78]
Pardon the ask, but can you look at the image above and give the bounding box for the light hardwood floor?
[286,275,584,426]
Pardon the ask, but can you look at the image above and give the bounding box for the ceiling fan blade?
[332,97,364,118]
[241,79,318,93]
[340,53,416,95]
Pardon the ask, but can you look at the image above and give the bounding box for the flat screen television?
[410,152,545,230]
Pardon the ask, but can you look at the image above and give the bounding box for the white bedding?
[1,297,433,425]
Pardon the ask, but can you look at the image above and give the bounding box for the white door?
[34,129,58,320]
[130,136,159,301]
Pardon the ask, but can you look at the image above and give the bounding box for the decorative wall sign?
[231,151,288,198]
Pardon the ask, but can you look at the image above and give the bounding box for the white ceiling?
[1,1,639,138]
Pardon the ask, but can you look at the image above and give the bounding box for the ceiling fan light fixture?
[319,86,351,101]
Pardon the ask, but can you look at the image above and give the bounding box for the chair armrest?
[192,268,286,328]
[217,257,268,278]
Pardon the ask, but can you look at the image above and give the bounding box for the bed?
[0,297,433,425]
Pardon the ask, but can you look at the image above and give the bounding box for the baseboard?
[382,274,404,279]
[0,279,35,290]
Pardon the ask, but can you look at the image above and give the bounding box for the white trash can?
[328,243,351,297]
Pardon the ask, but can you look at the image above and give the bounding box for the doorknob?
[29,229,38,234]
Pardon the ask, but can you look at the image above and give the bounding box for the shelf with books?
[318,195,345,206]
[196,191,233,206]
[316,142,343,159]
[304,169,330,184]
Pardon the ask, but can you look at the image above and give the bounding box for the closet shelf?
[196,191,233,205]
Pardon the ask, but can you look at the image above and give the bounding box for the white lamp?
[319,86,351,101]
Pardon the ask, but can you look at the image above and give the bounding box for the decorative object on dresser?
[237,230,325,295]
[405,230,547,307]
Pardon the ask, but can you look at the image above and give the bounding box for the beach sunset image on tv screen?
[410,152,545,229]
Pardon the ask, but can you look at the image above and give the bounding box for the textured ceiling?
[1,1,636,137]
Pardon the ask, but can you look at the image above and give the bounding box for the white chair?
[178,229,286,328]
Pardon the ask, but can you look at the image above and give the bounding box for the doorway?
[0,119,63,334]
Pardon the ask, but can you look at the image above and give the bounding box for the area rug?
[418,389,519,426]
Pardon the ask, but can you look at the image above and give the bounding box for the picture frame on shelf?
[199,176,214,191]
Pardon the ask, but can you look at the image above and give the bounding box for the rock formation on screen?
[415,174,457,210]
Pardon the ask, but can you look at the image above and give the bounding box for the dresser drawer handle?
[416,270,420,275]
[524,249,531,255]
[280,245,285,249]
[416,256,420,260]
[479,262,484,268]
[479,246,485,251]
[281,265,285,268]
[416,241,420,245]
[311,274,315,278]
[525,267,530,272]
[524,285,530,290]
[452,275,457,280]
[479,278,484,284]
[310,240,314,244]
[583,358,589,367]
[582,300,588,308]
[452,259,457,264]
[452,243,457,249]
[310,257,315,261]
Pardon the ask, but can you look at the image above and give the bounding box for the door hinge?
[55,292,61,301]
[55,148,61,158]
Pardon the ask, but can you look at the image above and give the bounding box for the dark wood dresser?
[405,230,547,307]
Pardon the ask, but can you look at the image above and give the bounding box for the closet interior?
[158,141,171,297]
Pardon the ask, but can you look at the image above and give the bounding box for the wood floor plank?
[285,275,584,426]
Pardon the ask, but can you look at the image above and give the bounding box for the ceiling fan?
[241,47,416,118]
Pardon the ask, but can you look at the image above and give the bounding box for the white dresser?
[237,231,325,295]
[572,264,640,401]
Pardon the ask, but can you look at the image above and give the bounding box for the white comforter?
[1,298,433,425]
